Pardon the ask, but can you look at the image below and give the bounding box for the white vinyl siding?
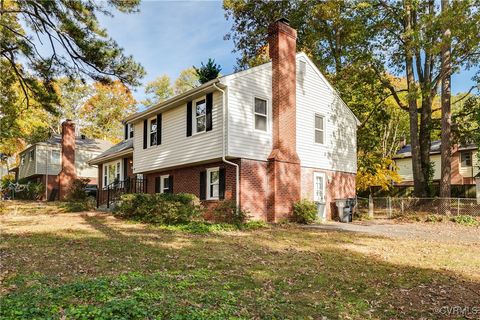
[18,146,36,179]
[132,91,223,174]
[223,63,273,160]
[295,56,357,173]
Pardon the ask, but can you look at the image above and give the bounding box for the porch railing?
[97,177,147,208]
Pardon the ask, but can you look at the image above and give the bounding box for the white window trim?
[160,175,170,194]
[460,151,472,168]
[252,96,270,133]
[313,172,326,203]
[103,160,123,188]
[127,123,134,140]
[206,167,220,200]
[193,96,207,135]
[148,116,158,147]
[314,113,325,145]
[50,150,61,165]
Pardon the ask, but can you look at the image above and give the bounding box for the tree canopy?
[194,58,222,84]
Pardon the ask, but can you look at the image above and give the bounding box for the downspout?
[213,82,240,210]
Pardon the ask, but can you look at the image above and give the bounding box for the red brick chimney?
[267,18,301,221]
[58,120,77,200]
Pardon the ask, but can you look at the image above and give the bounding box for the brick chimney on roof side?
[58,120,76,200]
[267,18,301,222]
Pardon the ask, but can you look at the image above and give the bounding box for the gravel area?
[307,219,480,245]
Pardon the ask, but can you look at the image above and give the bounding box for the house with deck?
[89,19,359,221]
[13,121,112,200]
[394,140,479,197]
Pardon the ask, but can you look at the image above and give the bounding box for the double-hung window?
[254,98,268,131]
[51,150,60,164]
[20,155,25,165]
[206,167,219,200]
[128,123,134,139]
[461,151,472,167]
[161,175,170,193]
[29,149,34,161]
[195,98,206,134]
[315,114,325,144]
[150,118,157,146]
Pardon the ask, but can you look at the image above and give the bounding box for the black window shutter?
[206,92,213,131]
[124,124,128,140]
[199,171,206,200]
[155,176,160,193]
[219,168,226,200]
[156,113,162,145]
[143,119,147,149]
[168,175,174,194]
[186,101,192,137]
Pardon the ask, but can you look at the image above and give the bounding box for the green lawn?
[1,201,479,319]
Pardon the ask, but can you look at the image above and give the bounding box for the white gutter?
[213,83,240,211]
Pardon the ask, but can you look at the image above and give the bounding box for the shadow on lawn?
[1,214,480,319]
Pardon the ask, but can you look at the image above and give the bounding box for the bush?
[211,200,249,225]
[450,215,479,226]
[291,199,318,224]
[0,201,5,214]
[66,178,90,202]
[63,197,96,212]
[15,182,44,200]
[114,193,203,225]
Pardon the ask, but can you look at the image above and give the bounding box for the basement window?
[254,98,268,131]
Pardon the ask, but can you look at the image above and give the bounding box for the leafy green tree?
[194,58,222,84]
[224,0,480,196]
[80,81,137,143]
[174,68,200,94]
[0,0,145,120]
[142,75,174,107]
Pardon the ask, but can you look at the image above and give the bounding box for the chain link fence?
[356,197,480,217]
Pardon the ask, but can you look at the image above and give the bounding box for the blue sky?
[98,1,476,103]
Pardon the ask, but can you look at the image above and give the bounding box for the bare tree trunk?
[404,2,426,197]
[440,0,452,211]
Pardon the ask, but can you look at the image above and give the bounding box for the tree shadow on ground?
[1,214,479,319]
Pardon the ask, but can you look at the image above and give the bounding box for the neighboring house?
[15,120,112,200]
[90,19,359,221]
[394,140,479,188]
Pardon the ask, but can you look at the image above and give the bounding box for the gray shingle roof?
[42,134,112,151]
[89,139,133,163]
[395,140,477,158]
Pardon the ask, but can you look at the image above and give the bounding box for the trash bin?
[335,199,348,222]
[315,201,326,222]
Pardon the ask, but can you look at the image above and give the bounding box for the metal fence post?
[457,198,460,215]
[401,198,404,215]
[388,196,392,218]
[368,194,374,218]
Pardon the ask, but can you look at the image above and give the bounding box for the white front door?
[313,172,327,220]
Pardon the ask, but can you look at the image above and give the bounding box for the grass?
[1,201,479,319]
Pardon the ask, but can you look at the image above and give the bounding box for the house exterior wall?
[395,149,478,185]
[301,167,356,219]
[132,91,224,174]
[296,55,357,173]
[223,54,357,174]
[18,146,36,179]
[144,160,238,215]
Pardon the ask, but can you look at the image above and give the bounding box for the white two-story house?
[90,19,359,221]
